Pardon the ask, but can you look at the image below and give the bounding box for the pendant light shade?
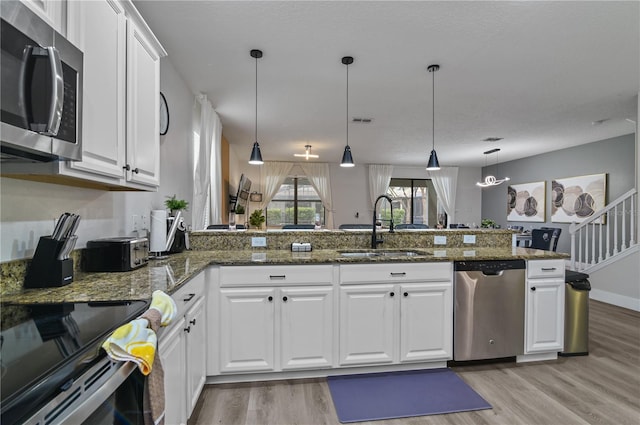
[340,56,355,167]
[248,49,264,165]
[426,64,441,171]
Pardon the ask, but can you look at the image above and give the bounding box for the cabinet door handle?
[132,168,139,174]
[189,319,196,325]
[268,296,273,302]
[390,292,395,297]
[390,272,406,277]
[282,296,288,302]
[541,267,557,271]
[183,293,195,302]
[403,292,409,297]
[184,326,191,333]
[269,275,286,280]
[122,164,130,171]
[531,287,536,291]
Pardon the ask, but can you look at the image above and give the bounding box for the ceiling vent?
[352,117,373,123]
[482,137,503,142]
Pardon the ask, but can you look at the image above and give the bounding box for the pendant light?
[248,49,264,165]
[294,144,319,160]
[477,148,510,187]
[426,64,441,171]
[340,56,355,167]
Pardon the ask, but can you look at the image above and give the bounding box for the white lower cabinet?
[525,260,565,353]
[339,263,453,366]
[159,272,206,425]
[217,265,334,374]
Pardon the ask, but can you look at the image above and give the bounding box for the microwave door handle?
[19,45,35,129]
[44,46,64,136]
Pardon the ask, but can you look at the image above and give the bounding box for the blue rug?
[327,369,491,423]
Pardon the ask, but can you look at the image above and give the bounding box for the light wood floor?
[189,300,640,425]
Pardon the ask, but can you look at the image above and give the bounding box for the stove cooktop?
[0,300,149,425]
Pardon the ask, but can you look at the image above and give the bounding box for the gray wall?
[481,134,636,254]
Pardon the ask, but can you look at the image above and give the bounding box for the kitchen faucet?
[372,195,394,249]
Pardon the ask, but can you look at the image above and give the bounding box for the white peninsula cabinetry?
[160,271,207,425]
[6,0,166,190]
[339,263,453,366]
[215,265,334,374]
[519,259,565,362]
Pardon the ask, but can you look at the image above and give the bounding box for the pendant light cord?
[255,55,258,143]
[431,67,435,151]
[346,62,349,147]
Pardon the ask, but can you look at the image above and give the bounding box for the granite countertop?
[0,247,567,304]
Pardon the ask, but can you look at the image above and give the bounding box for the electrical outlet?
[132,214,140,231]
[141,214,149,230]
[463,235,476,244]
[434,235,447,245]
[251,237,267,247]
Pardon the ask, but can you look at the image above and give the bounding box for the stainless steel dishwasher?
[454,260,526,361]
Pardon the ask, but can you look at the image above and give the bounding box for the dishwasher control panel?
[454,259,525,272]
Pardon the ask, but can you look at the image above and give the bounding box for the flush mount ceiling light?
[294,144,319,160]
[426,64,441,171]
[340,56,355,167]
[477,148,510,187]
[248,49,264,165]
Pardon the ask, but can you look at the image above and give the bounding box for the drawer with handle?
[219,265,333,287]
[340,262,452,284]
[170,272,205,318]
[527,259,565,278]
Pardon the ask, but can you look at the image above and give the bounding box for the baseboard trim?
[590,289,640,312]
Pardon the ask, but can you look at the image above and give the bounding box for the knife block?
[24,236,74,288]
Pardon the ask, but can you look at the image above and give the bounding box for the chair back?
[540,227,562,251]
[339,224,371,230]
[449,223,469,229]
[282,224,315,230]
[207,224,246,230]
[395,223,429,229]
[530,228,554,250]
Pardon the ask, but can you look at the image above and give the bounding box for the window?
[387,178,440,227]
[266,177,325,227]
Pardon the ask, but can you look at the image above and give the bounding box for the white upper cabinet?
[20,0,66,34]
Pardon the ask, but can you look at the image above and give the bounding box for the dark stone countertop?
[0,247,567,304]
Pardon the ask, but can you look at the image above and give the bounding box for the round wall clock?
[159,92,169,135]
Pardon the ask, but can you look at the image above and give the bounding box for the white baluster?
[606,210,611,259]
[598,214,603,262]
[631,193,636,246]
[614,204,619,255]
[578,227,584,271]
[591,222,596,265]
[621,198,627,251]
[570,230,576,270]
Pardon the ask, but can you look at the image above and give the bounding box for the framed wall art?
[507,181,546,222]
[551,173,606,223]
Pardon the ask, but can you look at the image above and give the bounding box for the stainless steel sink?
[338,250,428,258]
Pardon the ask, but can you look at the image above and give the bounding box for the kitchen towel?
[101,318,157,375]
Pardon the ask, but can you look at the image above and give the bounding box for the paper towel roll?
[150,210,167,252]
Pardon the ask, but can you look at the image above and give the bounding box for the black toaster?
[82,237,149,272]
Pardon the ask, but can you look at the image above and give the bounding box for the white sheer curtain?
[192,94,222,229]
[428,167,458,225]
[258,162,295,210]
[299,162,334,228]
[368,164,394,208]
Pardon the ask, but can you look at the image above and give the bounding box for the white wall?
[228,161,482,229]
[0,58,194,262]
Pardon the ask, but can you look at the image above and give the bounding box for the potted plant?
[234,204,245,215]
[481,218,497,228]
[249,209,265,229]
[165,195,189,216]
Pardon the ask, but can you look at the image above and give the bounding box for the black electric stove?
[0,300,149,425]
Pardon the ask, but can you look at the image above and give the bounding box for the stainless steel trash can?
[560,270,591,356]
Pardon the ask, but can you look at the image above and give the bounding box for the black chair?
[530,228,554,250]
[449,223,469,229]
[282,224,315,230]
[338,224,372,230]
[207,224,246,230]
[541,227,562,252]
[395,223,429,230]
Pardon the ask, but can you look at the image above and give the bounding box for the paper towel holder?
[149,211,183,259]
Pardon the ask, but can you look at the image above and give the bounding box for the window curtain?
[428,167,458,225]
[368,164,394,209]
[192,94,222,230]
[299,162,334,229]
[258,162,295,210]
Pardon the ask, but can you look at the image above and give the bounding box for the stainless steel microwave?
[0,0,83,162]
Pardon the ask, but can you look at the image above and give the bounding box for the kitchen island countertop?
[1,247,567,304]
